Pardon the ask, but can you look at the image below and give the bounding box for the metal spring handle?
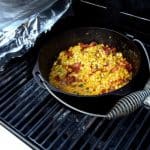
[106,89,150,119]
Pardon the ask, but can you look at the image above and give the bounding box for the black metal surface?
[0,45,150,150]
[80,0,150,19]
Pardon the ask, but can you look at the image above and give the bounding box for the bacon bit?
[65,72,71,77]
[54,75,60,81]
[110,79,126,85]
[65,76,76,84]
[89,42,97,46]
[79,42,97,52]
[65,51,73,58]
[103,46,116,55]
[125,63,132,72]
[111,66,118,72]
[90,63,104,74]
[118,60,132,72]
[78,43,89,49]
[57,59,61,65]
[103,46,111,55]
[111,47,116,53]
[117,79,125,83]
[101,89,107,94]
[119,61,126,67]
[68,62,81,73]
[108,87,115,92]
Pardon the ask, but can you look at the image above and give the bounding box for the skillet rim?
[37,27,143,98]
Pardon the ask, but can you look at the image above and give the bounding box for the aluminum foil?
[0,0,72,71]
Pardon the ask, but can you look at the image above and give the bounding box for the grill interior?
[1,0,150,149]
[0,43,150,150]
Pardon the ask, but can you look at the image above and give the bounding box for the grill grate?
[0,49,150,150]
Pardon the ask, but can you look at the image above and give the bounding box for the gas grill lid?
[80,0,150,19]
[0,0,72,71]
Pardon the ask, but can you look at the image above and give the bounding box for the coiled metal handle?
[106,89,150,119]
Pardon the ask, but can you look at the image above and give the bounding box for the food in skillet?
[49,42,133,96]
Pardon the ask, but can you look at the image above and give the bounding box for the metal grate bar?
[28,102,59,137]
[3,86,40,121]
[41,110,71,147]
[57,115,89,150]
[0,66,26,90]
[7,86,42,126]
[23,105,58,138]
[20,98,56,135]
[15,95,51,131]
[90,120,118,150]
[0,61,24,76]
[34,108,66,143]
[114,108,147,150]
[80,118,105,150]
[146,143,150,150]
[9,90,45,126]
[66,116,93,150]
[0,80,37,117]
[0,65,27,95]
[0,62,25,82]
[0,69,28,100]
[56,117,96,149]
[125,112,150,149]
[68,117,98,150]
[0,77,29,102]
[47,113,85,149]
[0,77,28,104]
[136,127,150,150]
[47,120,73,149]
[102,108,144,150]
[101,118,127,150]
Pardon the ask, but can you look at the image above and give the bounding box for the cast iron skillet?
[33,27,149,117]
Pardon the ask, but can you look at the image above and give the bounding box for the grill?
[0,42,150,150]
[1,0,150,149]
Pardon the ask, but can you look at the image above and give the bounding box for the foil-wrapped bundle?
[0,0,72,70]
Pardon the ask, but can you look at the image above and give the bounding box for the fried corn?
[49,42,132,96]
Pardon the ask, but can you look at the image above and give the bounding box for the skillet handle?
[106,89,150,119]
[32,63,46,89]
